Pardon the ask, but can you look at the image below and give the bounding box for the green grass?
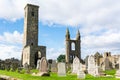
[104,69,116,75]
[0,69,120,80]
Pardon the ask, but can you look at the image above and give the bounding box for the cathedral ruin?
[22,4,46,68]
[65,28,81,63]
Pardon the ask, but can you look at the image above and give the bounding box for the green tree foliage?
[57,54,65,62]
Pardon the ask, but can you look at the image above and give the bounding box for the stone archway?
[34,52,38,67]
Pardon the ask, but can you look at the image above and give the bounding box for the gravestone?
[103,58,111,71]
[88,55,105,77]
[40,57,48,72]
[0,61,5,70]
[94,65,99,76]
[51,60,57,72]
[116,56,120,78]
[48,59,52,72]
[77,63,85,79]
[24,63,29,69]
[36,59,41,69]
[39,57,49,76]
[88,55,96,76]
[57,62,66,76]
[5,61,11,71]
[23,63,31,74]
[72,57,80,74]
[18,67,24,73]
[11,62,19,72]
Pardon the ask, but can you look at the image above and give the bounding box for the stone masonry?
[65,28,81,64]
[22,4,46,68]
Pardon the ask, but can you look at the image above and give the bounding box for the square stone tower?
[22,4,46,68]
[23,4,39,47]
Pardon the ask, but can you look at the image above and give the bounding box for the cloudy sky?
[0,0,120,60]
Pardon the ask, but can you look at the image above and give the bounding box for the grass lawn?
[104,69,116,75]
[0,69,120,80]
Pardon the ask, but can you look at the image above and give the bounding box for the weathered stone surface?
[116,56,120,78]
[77,63,85,79]
[51,60,57,72]
[33,57,50,77]
[18,67,24,73]
[36,59,41,69]
[65,29,81,64]
[23,63,29,70]
[0,75,11,80]
[37,57,49,76]
[39,72,50,76]
[102,58,111,71]
[116,70,120,78]
[39,57,48,72]
[77,70,85,79]
[57,62,66,76]
[88,55,96,76]
[0,75,22,80]
[72,57,80,74]
[11,62,19,72]
[88,55,106,77]
[22,4,46,68]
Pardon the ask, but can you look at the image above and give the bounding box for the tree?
[57,54,65,62]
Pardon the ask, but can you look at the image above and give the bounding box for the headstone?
[18,67,24,73]
[116,56,120,78]
[51,60,57,72]
[103,58,111,71]
[94,65,99,76]
[88,55,96,76]
[0,61,5,70]
[88,55,106,77]
[11,62,19,72]
[39,57,49,76]
[72,57,80,74]
[23,63,31,74]
[40,57,48,72]
[36,59,41,69]
[57,62,66,76]
[5,61,11,71]
[48,59,52,72]
[23,62,29,69]
[77,63,85,79]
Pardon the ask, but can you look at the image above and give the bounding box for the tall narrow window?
[71,42,75,50]
[107,53,108,57]
[31,12,34,16]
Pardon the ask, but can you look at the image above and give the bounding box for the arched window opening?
[71,42,75,50]
[107,53,108,57]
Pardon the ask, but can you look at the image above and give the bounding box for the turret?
[66,28,70,40]
[76,30,80,40]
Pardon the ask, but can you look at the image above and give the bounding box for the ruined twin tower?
[65,28,81,63]
[22,4,81,68]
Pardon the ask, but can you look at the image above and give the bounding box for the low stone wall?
[0,75,22,80]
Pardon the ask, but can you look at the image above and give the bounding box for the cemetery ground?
[0,69,120,80]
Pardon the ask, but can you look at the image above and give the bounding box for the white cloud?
[47,48,65,60]
[0,31,23,44]
[0,44,22,60]
[81,30,120,58]
[0,31,23,60]
[0,0,120,27]
[0,0,120,33]
[0,0,120,59]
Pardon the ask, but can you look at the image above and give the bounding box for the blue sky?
[0,0,120,60]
